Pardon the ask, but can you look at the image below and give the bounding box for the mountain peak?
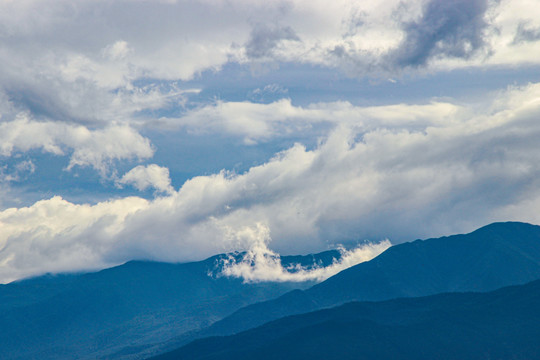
[472,221,539,234]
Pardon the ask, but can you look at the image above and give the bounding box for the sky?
[1,0,540,283]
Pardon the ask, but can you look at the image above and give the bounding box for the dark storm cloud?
[245,24,300,59]
[391,0,490,67]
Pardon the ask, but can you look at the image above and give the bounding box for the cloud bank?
[2,82,540,282]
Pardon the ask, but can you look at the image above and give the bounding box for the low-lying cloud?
[218,223,391,283]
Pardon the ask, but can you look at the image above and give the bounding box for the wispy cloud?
[162,98,458,144]
[218,223,390,283]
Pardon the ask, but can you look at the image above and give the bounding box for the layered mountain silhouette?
[0,251,339,360]
[153,279,540,360]
[175,222,540,345]
[2,221,540,360]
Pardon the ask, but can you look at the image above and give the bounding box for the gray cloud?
[392,0,490,67]
[245,24,300,59]
[513,22,540,44]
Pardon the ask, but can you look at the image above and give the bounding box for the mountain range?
[0,252,339,359]
[1,221,540,359]
[184,221,540,342]
[154,279,540,360]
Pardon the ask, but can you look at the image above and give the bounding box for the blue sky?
[1,0,540,282]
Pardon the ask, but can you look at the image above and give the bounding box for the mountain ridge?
[152,278,540,360]
[192,221,540,342]
[3,222,540,359]
[0,249,341,360]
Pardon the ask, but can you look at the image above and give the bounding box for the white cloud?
[219,223,391,283]
[163,98,459,144]
[118,164,174,194]
[2,82,540,283]
[66,126,155,176]
[0,195,149,282]
[0,115,154,176]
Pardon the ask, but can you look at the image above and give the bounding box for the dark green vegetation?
[191,222,540,340]
[153,279,540,360]
[0,252,339,359]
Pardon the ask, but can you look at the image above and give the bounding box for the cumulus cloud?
[118,164,174,194]
[0,115,154,176]
[2,82,540,282]
[218,223,391,283]
[0,195,149,282]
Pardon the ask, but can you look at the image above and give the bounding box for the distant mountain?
[5,222,540,360]
[152,279,540,360]
[0,250,340,360]
[197,222,540,339]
